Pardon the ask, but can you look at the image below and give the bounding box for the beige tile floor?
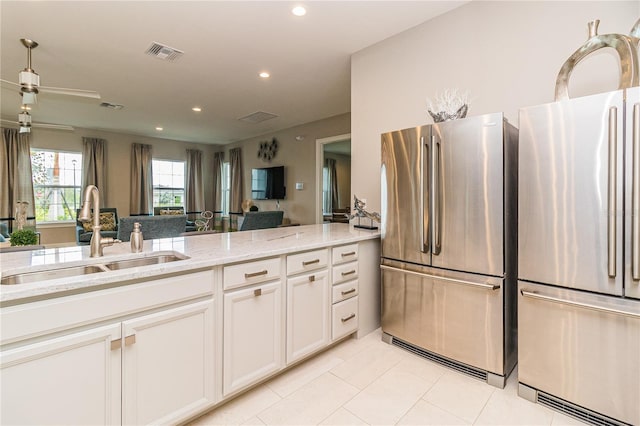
[189,329,584,426]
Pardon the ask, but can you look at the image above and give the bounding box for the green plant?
[9,229,39,246]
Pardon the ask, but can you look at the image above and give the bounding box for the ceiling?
[0,1,466,145]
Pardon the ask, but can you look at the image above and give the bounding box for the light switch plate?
[295,182,304,190]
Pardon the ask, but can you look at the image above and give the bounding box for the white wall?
[351,1,639,214]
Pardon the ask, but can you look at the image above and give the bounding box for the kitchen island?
[0,223,380,425]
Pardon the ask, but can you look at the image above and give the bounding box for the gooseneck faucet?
[78,185,119,257]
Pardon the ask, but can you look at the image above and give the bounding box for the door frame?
[315,133,351,224]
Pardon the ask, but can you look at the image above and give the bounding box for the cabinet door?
[122,299,215,426]
[223,281,282,396]
[287,270,330,364]
[1,323,121,426]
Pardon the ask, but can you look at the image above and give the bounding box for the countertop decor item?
[9,229,38,246]
[257,137,279,162]
[427,89,469,122]
[555,19,639,101]
[349,195,380,230]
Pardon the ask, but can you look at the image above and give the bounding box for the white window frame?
[152,159,186,209]
[30,148,83,223]
[221,162,230,216]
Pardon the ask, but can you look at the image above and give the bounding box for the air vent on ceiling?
[238,111,279,123]
[145,42,184,62]
[100,102,124,110]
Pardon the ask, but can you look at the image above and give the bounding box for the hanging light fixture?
[18,104,32,131]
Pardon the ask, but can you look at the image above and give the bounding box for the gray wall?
[351,1,639,213]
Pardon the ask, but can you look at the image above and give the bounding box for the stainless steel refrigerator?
[518,87,640,426]
[380,112,519,388]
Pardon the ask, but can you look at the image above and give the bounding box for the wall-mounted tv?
[251,166,286,200]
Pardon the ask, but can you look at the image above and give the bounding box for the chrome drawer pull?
[245,270,268,278]
[341,313,356,322]
[341,288,356,296]
[303,259,320,266]
[521,290,639,319]
[341,270,356,277]
[380,265,500,290]
[254,288,262,297]
[341,251,356,257]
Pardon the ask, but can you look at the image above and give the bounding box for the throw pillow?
[82,212,116,232]
[160,208,184,215]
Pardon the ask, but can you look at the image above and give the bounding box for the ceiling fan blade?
[0,78,20,90]
[39,86,101,99]
[1,118,75,131]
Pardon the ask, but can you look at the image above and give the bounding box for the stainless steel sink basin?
[102,253,188,270]
[1,264,109,285]
[1,252,189,285]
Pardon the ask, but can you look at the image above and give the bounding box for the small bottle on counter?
[130,222,143,253]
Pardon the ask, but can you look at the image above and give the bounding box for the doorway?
[315,134,351,224]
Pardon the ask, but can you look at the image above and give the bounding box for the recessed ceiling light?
[292,6,306,16]
[155,127,163,131]
[192,107,202,112]
[259,72,270,78]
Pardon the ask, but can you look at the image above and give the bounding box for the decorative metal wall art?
[555,19,639,101]
[257,137,279,162]
[427,89,469,123]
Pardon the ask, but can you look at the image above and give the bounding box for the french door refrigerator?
[518,87,640,426]
[380,112,518,388]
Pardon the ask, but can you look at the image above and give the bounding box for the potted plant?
[9,229,39,246]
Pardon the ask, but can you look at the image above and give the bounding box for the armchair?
[76,208,118,245]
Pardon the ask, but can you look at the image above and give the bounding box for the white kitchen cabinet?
[332,296,359,340]
[122,299,215,426]
[286,270,330,364]
[0,323,122,425]
[223,280,283,396]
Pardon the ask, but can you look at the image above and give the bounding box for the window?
[221,162,230,215]
[31,149,82,222]
[322,166,331,214]
[152,159,185,208]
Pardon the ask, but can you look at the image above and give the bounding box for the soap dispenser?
[130,222,143,253]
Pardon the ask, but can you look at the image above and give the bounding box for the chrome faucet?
[78,185,119,257]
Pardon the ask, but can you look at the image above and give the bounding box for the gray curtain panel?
[185,148,204,213]
[130,143,153,215]
[325,158,339,210]
[81,137,107,205]
[0,128,36,225]
[229,147,243,214]
[211,152,224,212]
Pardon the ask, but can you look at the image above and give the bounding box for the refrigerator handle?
[381,265,500,290]
[521,290,639,319]
[608,106,617,278]
[421,136,430,254]
[633,103,640,280]
[432,135,442,255]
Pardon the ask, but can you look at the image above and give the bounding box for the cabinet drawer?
[286,249,329,276]
[332,261,358,285]
[332,244,358,265]
[332,280,358,304]
[332,297,358,341]
[224,257,281,290]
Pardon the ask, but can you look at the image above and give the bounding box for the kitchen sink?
[1,252,189,285]
[102,253,188,270]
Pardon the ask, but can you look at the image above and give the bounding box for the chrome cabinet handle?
[302,259,320,266]
[421,136,430,254]
[341,313,356,323]
[245,270,268,279]
[341,270,356,277]
[432,135,441,255]
[633,103,640,280]
[110,339,122,351]
[308,275,315,282]
[608,106,617,278]
[125,335,136,346]
[380,265,500,290]
[254,288,262,297]
[341,288,356,296]
[521,290,639,319]
[341,251,356,257]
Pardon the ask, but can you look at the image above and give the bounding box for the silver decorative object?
[428,104,468,123]
[348,195,380,230]
[555,19,639,101]
[427,89,469,122]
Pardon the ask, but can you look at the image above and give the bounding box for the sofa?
[76,208,119,245]
[239,211,284,231]
[117,215,187,242]
[153,206,197,232]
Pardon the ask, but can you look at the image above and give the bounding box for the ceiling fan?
[0,38,101,104]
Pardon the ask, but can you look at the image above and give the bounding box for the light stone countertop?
[0,223,380,305]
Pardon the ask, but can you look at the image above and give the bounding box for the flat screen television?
[251,166,286,200]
